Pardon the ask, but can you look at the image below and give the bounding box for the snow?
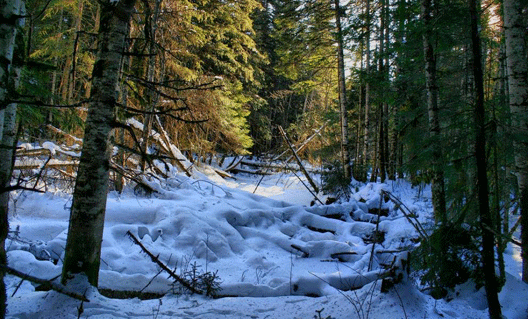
[5,168,528,318]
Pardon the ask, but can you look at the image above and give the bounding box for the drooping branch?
[0,185,45,195]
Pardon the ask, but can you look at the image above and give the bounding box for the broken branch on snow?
[126,231,203,295]
[1,264,89,302]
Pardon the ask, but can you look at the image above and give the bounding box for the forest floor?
[5,160,528,318]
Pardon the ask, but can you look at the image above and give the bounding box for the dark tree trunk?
[469,0,502,316]
[334,0,351,181]
[363,0,371,182]
[422,0,446,223]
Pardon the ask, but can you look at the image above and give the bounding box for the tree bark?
[140,0,162,170]
[334,0,351,181]
[503,0,528,284]
[61,0,137,287]
[0,0,24,315]
[469,0,502,316]
[378,0,388,183]
[362,0,371,182]
[422,0,446,223]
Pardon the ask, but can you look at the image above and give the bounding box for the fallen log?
[330,251,358,262]
[381,252,409,293]
[46,124,83,146]
[290,244,309,257]
[229,167,274,176]
[153,115,192,177]
[14,161,79,170]
[110,163,157,194]
[238,160,320,174]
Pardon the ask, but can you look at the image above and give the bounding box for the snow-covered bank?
[5,172,528,318]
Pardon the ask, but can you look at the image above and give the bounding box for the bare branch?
[116,104,207,124]
[5,99,89,109]
[0,264,89,302]
[0,185,45,195]
[126,231,203,295]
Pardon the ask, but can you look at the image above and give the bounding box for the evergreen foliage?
[321,160,352,201]
[412,222,483,298]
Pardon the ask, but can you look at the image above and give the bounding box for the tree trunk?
[362,0,371,182]
[422,0,446,223]
[503,0,528,284]
[62,0,137,287]
[334,0,351,182]
[391,0,407,181]
[68,0,84,104]
[0,0,24,315]
[378,0,388,183]
[469,0,502,316]
[0,104,17,319]
[140,0,162,170]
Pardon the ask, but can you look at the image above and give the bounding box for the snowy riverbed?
[5,167,528,318]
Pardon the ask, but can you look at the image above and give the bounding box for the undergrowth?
[321,161,351,201]
[170,258,222,298]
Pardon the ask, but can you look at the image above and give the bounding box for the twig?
[32,153,52,189]
[393,285,408,319]
[0,264,89,302]
[126,231,203,295]
[11,269,31,297]
[140,269,164,293]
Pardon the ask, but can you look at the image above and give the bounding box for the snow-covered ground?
[5,165,528,318]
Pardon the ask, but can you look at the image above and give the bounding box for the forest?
[0,0,527,318]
